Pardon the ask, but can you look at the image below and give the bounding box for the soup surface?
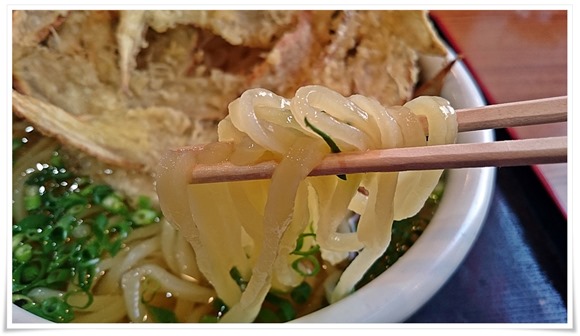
[12,125,444,323]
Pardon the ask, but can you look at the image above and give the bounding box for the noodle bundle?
[157,85,458,322]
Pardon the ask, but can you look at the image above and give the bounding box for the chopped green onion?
[14,213,50,234]
[50,151,64,168]
[46,268,72,285]
[212,297,228,314]
[131,209,159,225]
[13,260,47,291]
[304,117,342,153]
[291,233,320,256]
[24,185,42,211]
[66,203,87,216]
[12,294,34,306]
[12,233,24,249]
[278,301,295,321]
[71,223,91,239]
[254,293,297,323]
[38,296,74,323]
[292,232,313,251]
[255,307,281,323]
[199,297,229,322]
[137,196,152,209]
[14,244,33,263]
[13,138,24,152]
[101,194,127,214]
[229,267,248,291]
[12,152,157,322]
[290,232,321,277]
[138,280,182,322]
[290,282,312,304]
[265,293,296,321]
[147,305,178,323]
[304,117,347,180]
[291,255,321,277]
[85,184,114,203]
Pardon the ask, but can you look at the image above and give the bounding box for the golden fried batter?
[12,10,447,200]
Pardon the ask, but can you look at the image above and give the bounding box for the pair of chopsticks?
[184,96,567,184]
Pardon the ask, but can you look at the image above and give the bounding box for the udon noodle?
[156,85,457,322]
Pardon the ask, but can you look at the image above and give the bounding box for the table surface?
[405,10,569,324]
[430,10,568,216]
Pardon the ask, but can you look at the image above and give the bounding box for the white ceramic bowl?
[11,50,494,324]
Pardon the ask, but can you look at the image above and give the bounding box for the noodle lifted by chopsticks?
[156,85,458,322]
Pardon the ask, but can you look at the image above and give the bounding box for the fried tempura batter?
[12,10,447,201]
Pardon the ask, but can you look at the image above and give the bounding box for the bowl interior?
[11,51,495,324]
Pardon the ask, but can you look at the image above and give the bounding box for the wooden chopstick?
[186,96,567,184]
[190,136,567,183]
[456,96,566,132]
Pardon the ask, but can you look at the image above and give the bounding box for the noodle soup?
[12,120,445,323]
[13,53,489,322]
[12,52,493,323]
[12,10,493,324]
